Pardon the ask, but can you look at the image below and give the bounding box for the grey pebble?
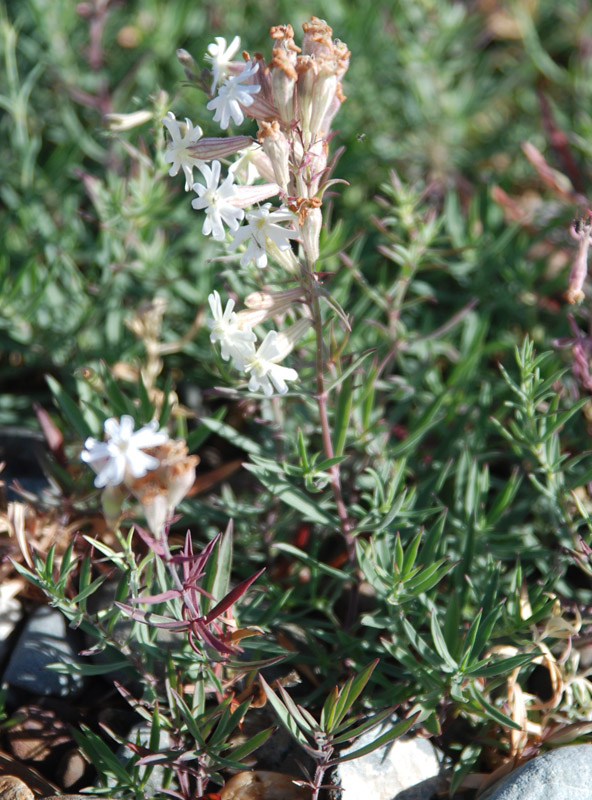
[2,606,85,698]
[480,744,592,800]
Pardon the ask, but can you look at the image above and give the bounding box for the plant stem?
[306,268,352,546]
[304,264,359,628]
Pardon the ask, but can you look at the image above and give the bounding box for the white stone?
[0,580,22,663]
[337,719,443,800]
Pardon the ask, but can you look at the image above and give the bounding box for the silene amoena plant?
[13,17,417,800]
[11,11,592,800]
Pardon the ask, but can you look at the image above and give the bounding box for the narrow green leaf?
[329,712,420,764]
[272,543,349,580]
[228,727,275,762]
[45,375,91,438]
[259,676,311,746]
[330,660,379,731]
[186,407,226,452]
[326,350,374,394]
[334,376,353,456]
[428,601,458,671]
[198,417,262,455]
[390,395,446,457]
[539,399,588,443]
[244,464,339,528]
[467,682,522,730]
[402,530,423,575]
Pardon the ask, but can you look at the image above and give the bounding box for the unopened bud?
[257,121,290,192]
[101,484,126,529]
[269,28,299,126]
[566,213,592,304]
[177,48,197,80]
[244,287,305,309]
[301,17,334,59]
[274,318,313,358]
[127,439,198,534]
[189,135,254,161]
[237,289,303,327]
[266,237,300,273]
[104,110,153,131]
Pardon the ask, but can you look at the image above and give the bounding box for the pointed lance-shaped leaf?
[203,567,265,624]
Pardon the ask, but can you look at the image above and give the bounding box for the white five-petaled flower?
[208,290,256,369]
[205,35,241,92]
[162,112,204,191]
[191,161,244,240]
[244,331,298,396]
[207,61,261,130]
[229,204,298,268]
[81,415,169,488]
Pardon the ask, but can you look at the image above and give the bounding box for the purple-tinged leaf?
[133,524,167,557]
[115,602,188,630]
[191,618,236,655]
[204,568,265,624]
[131,588,181,604]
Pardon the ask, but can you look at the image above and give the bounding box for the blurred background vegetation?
[3,0,592,425]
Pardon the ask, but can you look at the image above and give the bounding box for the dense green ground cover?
[3,0,592,796]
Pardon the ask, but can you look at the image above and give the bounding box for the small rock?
[41,796,117,800]
[0,582,23,666]
[0,427,48,500]
[2,606,85,699]
[57,749,90,790]
[480,744,592,800]
[220,771,311,799]
[0,776,34,800]
[335,719,443,800]
[85,578,183,688]
[0,751,58,796]
[8,705,71,762]
[112,723,171,797]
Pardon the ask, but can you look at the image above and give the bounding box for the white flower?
[208,290,256,369]
[244,331,298,396]
[191,161,244,240]
[205,35,241,92]
[207,61,261,130]
[162,112,204,191]
[229,204,298,268]
[81,415,169,488]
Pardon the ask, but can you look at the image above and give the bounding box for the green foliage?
[4,0,592,797]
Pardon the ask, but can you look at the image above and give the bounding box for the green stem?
[303,262,358,628]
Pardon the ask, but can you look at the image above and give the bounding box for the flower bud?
[101,484,126,529]
[265,237,300,273]
[104,110,153,131]
[301,17,334,59]
[236,288,304,328]
[188,135,254,161]
[301,205,322,264]
[566,213,592,304]
[274,318,313,358]
[295,55,315,142]
[127,439,199,535]
[177,48,198,80]
[269,24,300,126]
[244,287,305,309]
[257,121,291,193]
